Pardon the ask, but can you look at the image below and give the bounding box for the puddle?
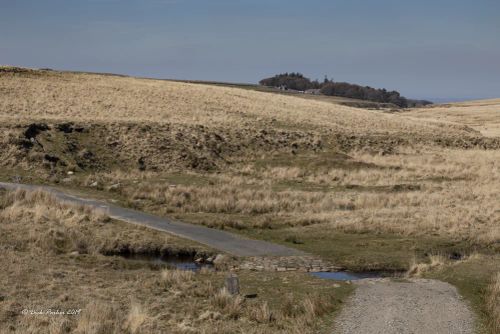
[111,253,214,271]
[310,271,386,281]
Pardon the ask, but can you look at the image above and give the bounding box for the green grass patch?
[238,224,475,272]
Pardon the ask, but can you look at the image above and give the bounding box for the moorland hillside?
[1,67,498,174]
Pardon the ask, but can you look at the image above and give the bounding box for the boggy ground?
[1,67,499,333]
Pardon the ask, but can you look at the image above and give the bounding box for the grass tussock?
[406,252,485,278]
[0,189,205,257]
[125,303,149,334]
[210,288,245,320]
[0,188,106,226]
[75,301,121,334]
[160,268,195,288]
[75,301,148,334]
[0,189,108,254]
[202,284,339,332]
[248,302,274,323]
[300,295,331,325]
[407,254,448,277]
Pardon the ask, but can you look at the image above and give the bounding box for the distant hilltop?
[259,73,432,108]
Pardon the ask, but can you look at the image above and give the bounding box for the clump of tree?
[259,73,432,108]
[259,72,320,91]
[320,81,410,107]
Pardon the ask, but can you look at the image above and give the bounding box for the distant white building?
[305,89,321,95]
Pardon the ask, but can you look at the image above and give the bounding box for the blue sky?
[1,0,499,101]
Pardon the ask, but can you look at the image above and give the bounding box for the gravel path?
[334,278,476,334]
[0,182,305,257]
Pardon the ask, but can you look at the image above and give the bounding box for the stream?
[111,253,389,280]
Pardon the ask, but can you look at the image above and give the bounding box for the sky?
[1,0,499,101]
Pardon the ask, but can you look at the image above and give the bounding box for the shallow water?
[114,253,213,271]
[310,271,384,281]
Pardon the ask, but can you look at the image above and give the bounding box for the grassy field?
[1,67,499,332]
[404,98,500,137]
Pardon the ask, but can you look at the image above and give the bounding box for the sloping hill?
[404,99,500,137]
[0,67,477,134]
[1,67,498,175]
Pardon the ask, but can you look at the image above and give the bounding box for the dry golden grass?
[93,146,499,246]
[407,254,448,277]
[4,69,493,245]
[408,251,487,276]
[404,99,500,137]
[0,188,207,256]
[125,303,149,334]
[248,301,274,323]
[210,288,245,320]
[0,68,484,141]
[74,301,121,334]
[0,189,107,254]
[160,268,196,288]
[1,68,498,177]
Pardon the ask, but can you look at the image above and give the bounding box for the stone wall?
[239,256,342,272]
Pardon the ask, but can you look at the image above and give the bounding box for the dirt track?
[334,278,476,334]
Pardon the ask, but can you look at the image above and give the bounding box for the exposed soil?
[2,120,499,178]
